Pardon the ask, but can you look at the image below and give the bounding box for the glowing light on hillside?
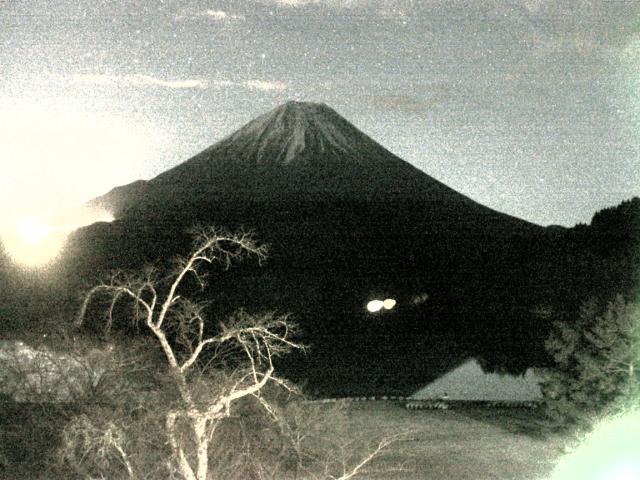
[366,300,384,312]
[101,212,115,223]
[549,411,640,480]
[383,298,396,310]
[55,207,115,231]
[366,298,397,313]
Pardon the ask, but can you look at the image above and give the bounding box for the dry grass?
[324,401,567,480]
[0,399,569,479]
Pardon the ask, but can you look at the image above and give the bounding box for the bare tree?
[72,226,408,480]
[274,400,412,480]
[75,227,302,480]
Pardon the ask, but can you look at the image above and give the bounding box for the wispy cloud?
[70,74,288,92]
[264,0,391,7]
[520,0,546,14]
[258,0,420,22]
[258,0,416,12]
[194,9,246,21]
[244,80,288,91]
[515,0,638,49]
[211,79,289,91]
[360,90,450,113]
[72,73,208,89]
[263,0,319,5]
[174,9,246,22]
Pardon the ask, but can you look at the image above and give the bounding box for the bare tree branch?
[74,227,300,480]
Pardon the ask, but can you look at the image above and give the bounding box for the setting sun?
[1,208,114,268]
[17,217,50,245]
[2,218,66,267]
[0,98,164,226]
[0,97,150,268]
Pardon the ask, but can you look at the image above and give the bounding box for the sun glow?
[1,208,114,267]
[0,97,163,224]
[0,96,157,267]
[3,218,66,267]
[17,217,50,245]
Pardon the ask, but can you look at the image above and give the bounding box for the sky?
[1,0,639,227]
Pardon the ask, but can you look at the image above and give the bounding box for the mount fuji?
[91,101,531,225]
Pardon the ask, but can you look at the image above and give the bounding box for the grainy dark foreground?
[327,401,564,480]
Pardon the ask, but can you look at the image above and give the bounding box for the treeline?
[557,196,639,309]
[473,197,639,375]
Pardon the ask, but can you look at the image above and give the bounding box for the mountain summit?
[168,100,411,169]
[213,101,363,166]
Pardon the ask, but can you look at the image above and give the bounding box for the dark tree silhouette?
[540,295,640,429]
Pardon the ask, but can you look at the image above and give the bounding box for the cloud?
[195,9,246,21]
[621,32,640,61]
[519,0,546,14]
[244,80,288,91]
[516,0,639,48]
[360,90,450,113]
[262,0,371,6]
[70,74,288,92]
[72,73,208,89]
[264,0,319,5]
[258,0,416,13]
[211,79,289,91]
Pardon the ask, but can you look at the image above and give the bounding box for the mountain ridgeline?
[60,101,639,396]
[92,101,529,222]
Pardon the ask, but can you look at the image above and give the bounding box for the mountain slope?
[92,101,534,232]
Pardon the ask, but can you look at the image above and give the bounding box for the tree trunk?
[194,416,209,480]
[167,412,197,480]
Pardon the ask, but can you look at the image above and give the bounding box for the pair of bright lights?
[366,298,397,313]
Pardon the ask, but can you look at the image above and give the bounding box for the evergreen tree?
[540,295,640,429]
